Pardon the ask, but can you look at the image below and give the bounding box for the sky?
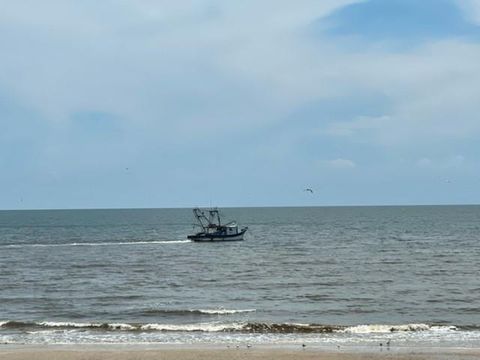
[1,0,480,209]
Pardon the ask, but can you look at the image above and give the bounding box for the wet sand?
[1,346,479,360]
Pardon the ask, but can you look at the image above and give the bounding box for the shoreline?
[1,344,480,360]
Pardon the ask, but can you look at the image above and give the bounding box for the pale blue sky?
[1,0,480,209]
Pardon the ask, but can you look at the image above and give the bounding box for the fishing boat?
[187,208,248,242]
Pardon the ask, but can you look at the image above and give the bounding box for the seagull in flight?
[304,188,314,194]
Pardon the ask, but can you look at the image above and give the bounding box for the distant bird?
[302,344,306,350]
[386,340,391,348]
[247,344,251,349]
[304,188,314,194]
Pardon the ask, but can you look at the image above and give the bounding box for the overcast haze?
[2,0,480,209]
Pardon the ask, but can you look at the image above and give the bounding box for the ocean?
[1,206,480,348]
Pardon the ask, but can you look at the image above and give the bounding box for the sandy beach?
[1,346,480,360]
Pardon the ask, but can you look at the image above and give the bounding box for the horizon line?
[1,203,479,212]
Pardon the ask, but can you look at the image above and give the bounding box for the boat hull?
[187,229,247,242]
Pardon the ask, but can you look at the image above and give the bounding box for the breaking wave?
[0,321,465,334]
[0,321,242,332]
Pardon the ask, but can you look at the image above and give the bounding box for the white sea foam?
[140,322,244,332]
[105,323,136,330]
[37,321,135,330]
[341,323,457,334]
[38,321,99,328]
[431,325,458,332]
[28,321,245,333]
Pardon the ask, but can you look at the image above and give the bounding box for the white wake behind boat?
[187,208,248,242]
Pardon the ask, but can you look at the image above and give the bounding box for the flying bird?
[304,188,314,194]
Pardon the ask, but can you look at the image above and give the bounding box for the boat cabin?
[187,208,247,242]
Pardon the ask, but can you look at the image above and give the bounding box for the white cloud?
[0,0,359,132]
[3,1,480,150]
[316,40,480,146]
[2,1,480,170]
[456,0,480,25]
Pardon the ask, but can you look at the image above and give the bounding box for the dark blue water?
[1,206,480,346]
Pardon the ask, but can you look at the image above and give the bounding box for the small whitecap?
[196,309,256,315]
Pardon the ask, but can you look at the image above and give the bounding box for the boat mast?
[193,208,223,232]
[208,209,221,226]
[193,208,210,231]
